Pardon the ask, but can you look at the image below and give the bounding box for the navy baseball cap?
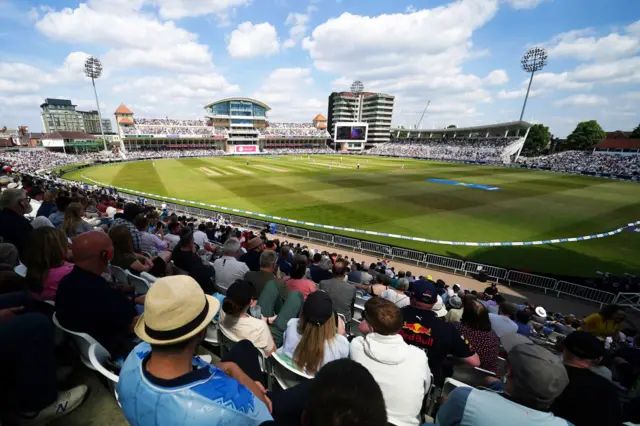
[410,279,438,304]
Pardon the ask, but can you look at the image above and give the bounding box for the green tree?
[521,124,549,156]
[565,120,606,150]
[630,123,640,138]
[447,125,457,129]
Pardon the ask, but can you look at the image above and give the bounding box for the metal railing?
[554,281,617,306]
[462,262,508,282]
[613,292,640,312]
[507,271,557,293]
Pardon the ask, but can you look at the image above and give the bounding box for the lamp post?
[84,56,108,152]
[519,47,548,121]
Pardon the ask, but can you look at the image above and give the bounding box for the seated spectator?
[489,302,518,338]
[171,228,215,294]
[24,227,73,301]
[164,221,181,250]
[192,223,211,250]
[0,292,88,424]
[320,259,356,323]
[110,225,170,277]
[244,250,286,300]
[116,276,273,425]
[239,237,263,272]
[62,202,94,238]
[400,279,479,383]
[36,190,55,218]
[308,254,332,284]
[277,245,292,275]
[134,215,168,255]
[545,314,576,336]
[212,238,249,291]
[304,358,388,426]
[431,294,448,318]
[219,279,277,356]
[111,203,143,252]
[514,310,533,337]
[550,331,623,426]
[351,298,430,426]
[0,188,33,257]
[48,195,70,228]
[56,231,140,358]
[454,298,502,379]
[282,291,349,374]
[370,273,392,296]
[380,278,410,308]
[284,255,317,300]
[581,305,626,338]
[437,333,571,426]
[445,295,463,323]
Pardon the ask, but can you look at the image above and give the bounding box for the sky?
[0,0,638,137]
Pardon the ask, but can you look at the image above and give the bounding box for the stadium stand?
[517,151,640,177]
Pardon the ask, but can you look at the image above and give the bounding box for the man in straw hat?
[117,275,274,425]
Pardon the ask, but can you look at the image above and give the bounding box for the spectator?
[62,202,94,238]
[304,358,388,426]
[36,190,55,218]
[171,228,215,294]
[581,305,626,338]
[445,295,463,323]
[437,333,571,426]
[56,231,140,358]
[192,223,211,250]
[48,195,70,228]
[489,302,518,338]
[23,227,73,301]
[514,310,533,337]
[0,188,33,257]
[351,298,430,426]
[380,277,410,308]
[347,263,362,284]
[134,215,168,255]
[320,259,356,323]
[219,279,277,356]
[244,250,286,300]
[454,298,502,379]
[212,238,249,291]
[284,254,317,300]
[400,279,479,383]
[239,237,264,272]
[308,253,332,284]
[370,273,391,296]
[110,225,170,277]
[164,221,181,250]
[0,292,88,424]
[550,331,623,426]
[277,245,292,275]
[112,203,143,252]
[545,314,576,336]
[282,291,349,374]
[431,294,448,318]
[116,275,273,425]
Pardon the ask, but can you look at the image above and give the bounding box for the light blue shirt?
[282,318,350,373]
[489,313,518,338]
[437,387,572,426]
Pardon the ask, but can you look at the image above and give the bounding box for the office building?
[40,98,85,133]
[327,91,395,145]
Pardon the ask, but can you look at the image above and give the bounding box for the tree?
[521,124,549,156]
[447,125,457,129]
[565,120,606,150]
[631,123,640,138]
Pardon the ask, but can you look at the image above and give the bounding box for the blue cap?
[410,280,438,304]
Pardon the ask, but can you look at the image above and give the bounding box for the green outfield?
[64,155,640,277]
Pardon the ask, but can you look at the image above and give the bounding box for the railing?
[112,192,640,308]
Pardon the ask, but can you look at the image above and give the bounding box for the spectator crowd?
[518,151,640,177]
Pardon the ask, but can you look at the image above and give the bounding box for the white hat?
[431,294,448,318]
[161,203,167,209]
[535,306,547,318]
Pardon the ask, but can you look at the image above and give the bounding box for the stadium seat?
[441,377,471,397]
[140,271,157,285]
[110,265,129,285]
[88,343,121,407]
[125,270,151,294]
[269,350,314,390]
[52,312,101,371]
[218,326,266,372]
[497,357,507,381]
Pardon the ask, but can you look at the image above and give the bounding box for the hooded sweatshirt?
[350,333,431,426]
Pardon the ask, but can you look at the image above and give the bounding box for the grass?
[63,155,640,278]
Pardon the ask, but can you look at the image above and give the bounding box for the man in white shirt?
[164,221,181,251]
[213,237,249,291]
[380,278,410,308]
[351,297,430,426]
[489,302,519,338]
[193,223,211,250]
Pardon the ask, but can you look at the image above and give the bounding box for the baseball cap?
[302,291,333,326]
[501,333,569,408]
[563,331,605,360]
[226,279,255,306]
[410,279,438,304]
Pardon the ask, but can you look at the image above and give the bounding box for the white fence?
[130,195,639,308]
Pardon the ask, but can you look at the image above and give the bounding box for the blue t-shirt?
[437,387,572,426]
[117,342,272,426]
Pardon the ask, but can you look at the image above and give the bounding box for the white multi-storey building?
[327,91,395,145]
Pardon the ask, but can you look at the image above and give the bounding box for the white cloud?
[0,79,40,94]
[554,94,608,107]
[227,22,280,58]
[149,0,251,20]
[485,69,509,85]
[571,57,640,84]
[406,5,417,13]
[532,72,593,91]
[504,0,546,9]
[544,25,640,61]
[283,13,310,49]
[497,88,542,99]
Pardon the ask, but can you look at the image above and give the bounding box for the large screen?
[336,125,367,141]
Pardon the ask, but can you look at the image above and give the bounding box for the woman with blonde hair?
[282,291,349,374]
[24,227,73,301]
[61,202,93,238]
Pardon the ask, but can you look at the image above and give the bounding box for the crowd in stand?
[122,125,227,137]
[518,151,640,177]
[260,124,330,138]
[0,161,639,425]
[134,118,209,127]
[368,137,515,163]
[261,148,335,154]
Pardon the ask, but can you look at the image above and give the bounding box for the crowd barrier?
[612,293,640,313]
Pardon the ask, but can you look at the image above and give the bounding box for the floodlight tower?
[350,80,364,121]
[84,56,108,152]
[519,47,548,121]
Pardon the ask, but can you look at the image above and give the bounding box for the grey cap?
[502,333,569,409]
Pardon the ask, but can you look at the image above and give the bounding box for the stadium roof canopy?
[115,104,133,115]
[203,97,271,111]
[391,120,532,136]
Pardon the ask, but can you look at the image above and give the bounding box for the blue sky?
[0,0,638,137]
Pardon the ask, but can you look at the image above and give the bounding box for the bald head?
[72,231,112,272]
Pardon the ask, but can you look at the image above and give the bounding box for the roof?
[313,114,327,121]
[115,104,133,115]
[118,117,134,125]
[332,91,394,99]
[596,139,640,150]
[203,97,271,111]
[41,98,74,108]
[605,130,631,139]
[43,131,97,140]
[394,120,532,133]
